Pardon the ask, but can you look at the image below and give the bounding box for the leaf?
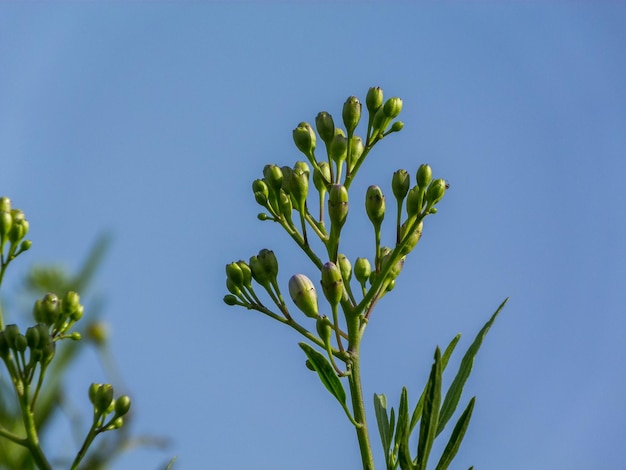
[437,298,508,436]
[416,347,442,470]
[396,387,413,470]
[410,334,460,433]
[299,342,346,405]
[434,397,475,470]
[374,394,392,456]
[165,456,178,470]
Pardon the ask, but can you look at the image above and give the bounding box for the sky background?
[1,3,625,470]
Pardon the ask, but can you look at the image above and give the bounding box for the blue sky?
[1,3,625,469]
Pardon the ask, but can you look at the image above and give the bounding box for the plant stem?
[18,386,51,470]
[347,339,375,470]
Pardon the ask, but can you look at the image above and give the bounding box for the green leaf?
[299,342,346,405]
[165,456,178,470]
[437,298,507,436]
[416,348,442,470]
[410,334,460,433]
[396,387,413,470]
[434,397,475,470]
[374,393,392,456]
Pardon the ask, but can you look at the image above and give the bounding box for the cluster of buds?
[0,323,56,380]
[0,196,32,267]
[33,291,84,339]
[88,383,131,432]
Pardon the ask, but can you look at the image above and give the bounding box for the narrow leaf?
[441,334,461,370]
[299,342,346,405]
[437,298,507,436]
[374,393,392,455]
[434,397,475,470]
[395,387,412,468]
[416,348,442,470]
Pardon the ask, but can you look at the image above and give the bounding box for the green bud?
[252,179,269,206]
[316,315,333,347]
[19,240,32,252]
[342,96,362,135]
[388,121,404,133]
[0,211,12,238]
[392,169,410,202]
[41,341,55,365]
[288,274,319,318]
[366,87,384,115]
[37,293,59,325]
[0,197,11,212]
[383,97,403,119]
[89,383,100,405]
[4,324,20,350]
[348,136,364,169]
[294,161,310,177]
[354,257,371,286]
[381,252,405,280]
[406,185,423,217]
[226,278,243,297]
[26,326,40,350]
[280,166,293,194]
[313,161,331,193]
[290,167,309,211]
[365,185,385,228]
[320,261,343,306]
[416,164,432,189]
[8,210,28,244]
[278,190,293,221]
[114,395,131,417]
[15,334,27,353]
[400,221,423,255]
[226,262,244,288]
[257,249,279,280]
[109,417,124,430]
[63,291,80,314]
[337,254,352,282]
[315,111,336,146]
[328,184,349,230]
[35,324,51,349]
[249,255,267,286]
[223,294,239,306]
[67,332,81,341]
[94,384,114,414]
[426,179,447,206]
[293,122,316,160]
[330,132,348,166]
[236,261,253,289]
[263,164,283,193]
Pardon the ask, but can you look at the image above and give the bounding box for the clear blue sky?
[1,3,625,470]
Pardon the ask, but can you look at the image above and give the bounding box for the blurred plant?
[224,88,507,469]
[0,212,162,469]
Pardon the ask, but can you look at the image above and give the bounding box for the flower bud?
[406,185,423,216]
[416,164,432,189]
[226,262,244,288]
[94,384,114,414]
[316,315,333,347]
[288,274,319,318]
[290,167,309,211]
[89,383,100,405]
[348,136,364,164]
[294,161,310,177]
[114,395,131,417]
[342,96,362,135]
[0,197,11,213]
[313,161,331,193]
[223,294,239,306]
[252,179,269,206]
[14,334,27,353]
[41,341,55,365]
[381,252,405,280]
[337,253,352,281]
[38,293,60,325]
[8,210,28,244]
[330,132,348,167]
[263,164,283,193]
[0,332,9,358]
[26,325,40,350]
[315,112,336,146]
[86,322,108,346]
[0,211,12,238]
[63,291,80,315]
[400,221,423,255]
[320,262,343,306]
[365,185,385,228]
[392,169,410,202]
[426,179,447,206]
[388,121,404,133]
[280,166,293,194]
[4,324,20,350]
[278,190,293,221]
[226,278,243,297]
[383,97,402,119]
[257,249,279,280]
[67,332,81,341]
[366,87,384,115]
[236,261,253,288]
[354,257,371,286]
[19,240,32,252]
[328,184,349,230]
[293,122,316,160]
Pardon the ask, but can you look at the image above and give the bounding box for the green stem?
[18,386,51,470]
[346,336,375,470]
[71,422,99,470]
